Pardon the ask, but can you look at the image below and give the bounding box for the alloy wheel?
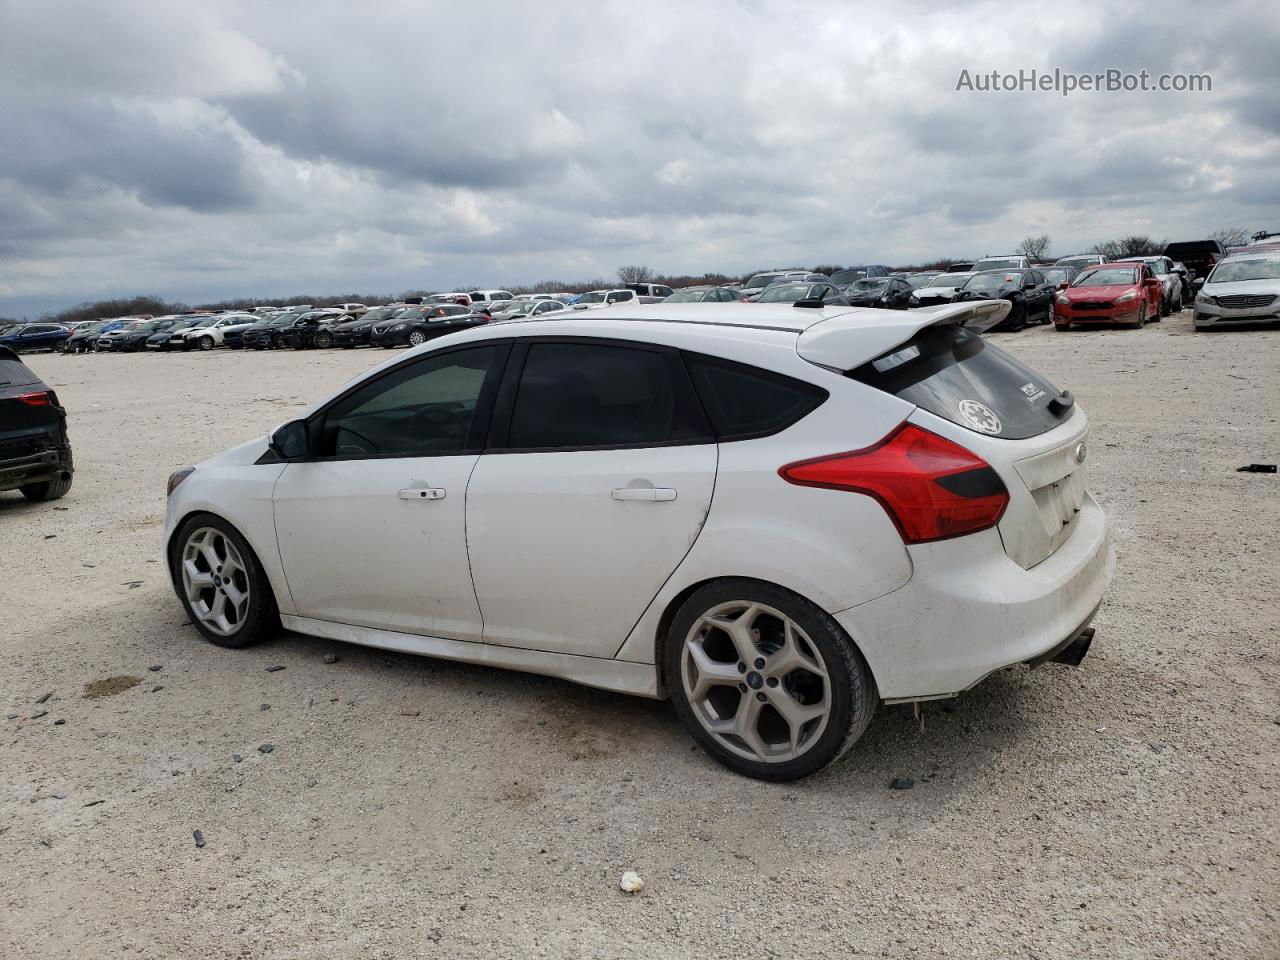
[680,600,831,764]
[180,527,251,637]
[408,330,426,346]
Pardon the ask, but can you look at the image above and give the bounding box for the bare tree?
[1092,235,1166,259]
[617,265,653,285]
[1209,225,1251,248]
[1017,234,1051,262]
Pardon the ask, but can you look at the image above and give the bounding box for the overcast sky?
[1,0,1277,317]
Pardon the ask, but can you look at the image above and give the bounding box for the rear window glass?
[685,355,827,441]
[850,325,1066,440]
[0,357,38,387]
[507,343,707,449]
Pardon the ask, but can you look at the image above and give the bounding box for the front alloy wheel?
[171,516,279,648]
[407,330,427,347]
[199,335,214,351]
[666,581,875,780]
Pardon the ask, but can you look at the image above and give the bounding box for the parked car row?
[9,234,1276,355]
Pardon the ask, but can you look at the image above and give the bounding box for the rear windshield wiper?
[1048,390,1074,417]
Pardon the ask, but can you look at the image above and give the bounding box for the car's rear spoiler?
[796,300,1011,372]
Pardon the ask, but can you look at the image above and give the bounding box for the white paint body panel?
[467,445,716,657]
[272,456,483,641]
[835,492,1113,699]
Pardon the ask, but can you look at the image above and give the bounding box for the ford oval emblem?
[1075,442,1088,464]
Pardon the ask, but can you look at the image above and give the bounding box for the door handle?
[398,487,445,501]
[611,487,676,502]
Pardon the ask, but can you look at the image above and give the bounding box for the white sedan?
[164,301,1114,780]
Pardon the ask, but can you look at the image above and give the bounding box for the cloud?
[0,0,1278,316]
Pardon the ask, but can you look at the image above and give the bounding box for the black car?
[329,305,406,348]
[753,281,850,306]
[144,316,203,350]
[830,265,891,286]
[953,268,1056,330]
[240,313,303,350]
[96,317,182,352]
[1164,240,1228,283]
[369,305,489,348]
[844,276,915,309]
[0,346,73,502]
[276,310,350,350]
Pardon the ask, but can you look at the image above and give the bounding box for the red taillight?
[779,423,1009,544]
[17,391,50,406]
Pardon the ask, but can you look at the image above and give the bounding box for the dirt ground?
[2,313,1277,959]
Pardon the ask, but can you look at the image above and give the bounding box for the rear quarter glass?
[0,357,40,388]
[849,325,1065,440]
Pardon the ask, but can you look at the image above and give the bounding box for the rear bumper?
[834,492,1114,700]
[0,443,73,491]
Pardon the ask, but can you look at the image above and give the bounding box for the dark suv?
[0,346,74,501]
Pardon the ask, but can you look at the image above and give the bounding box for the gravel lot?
[2,314,1277,959]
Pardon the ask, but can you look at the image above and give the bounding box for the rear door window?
[851,324,1067,439]
[504,342,708,449]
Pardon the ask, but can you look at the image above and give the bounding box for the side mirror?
[1193,277,1205,289]
[269,419,310,460]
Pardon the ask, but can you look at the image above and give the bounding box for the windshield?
[744,273,782,289]
[1207,258,1280,283]
[359,306,400,323]
[267,313,299,326]
[1040,269,1071,285]
[928,273,970,288]
[1057,256,1096,267]
[665,289,709,302]
[906,275,936,289]
[963,273,1017,292]
[1073,268,1138,286]
[849,279,888,293]
[757,284,812,303]
[976,258,1022,270]
[831,269,869,285]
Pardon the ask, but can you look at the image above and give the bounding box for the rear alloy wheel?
[171,516,279,649]
[314,331,333,348]
[666,580,875,781]
[198,335,214,351]
[407,330,427,347]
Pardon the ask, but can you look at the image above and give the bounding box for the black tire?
[314,331,333,349]
[664,579,876,781]
[20,473,73,502]
[168,513,280,649]
[1160,293,1171,318]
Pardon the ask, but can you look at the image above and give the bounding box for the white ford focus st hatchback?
[164,300,1114,780]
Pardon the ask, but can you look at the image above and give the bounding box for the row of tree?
[20,224,1259,325]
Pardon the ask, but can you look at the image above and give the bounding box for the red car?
[1054,262,1164,330]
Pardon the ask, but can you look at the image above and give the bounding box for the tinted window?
[322,346,498,457]
[685,355,827,441]
[507,342,705,449]
[0,357,38,386]
[850,324,1066,440]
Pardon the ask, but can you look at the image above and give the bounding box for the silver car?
[1192,252,1280,330]
[1127,256,1182,315]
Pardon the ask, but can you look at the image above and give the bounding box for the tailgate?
[914,408,1090,569]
